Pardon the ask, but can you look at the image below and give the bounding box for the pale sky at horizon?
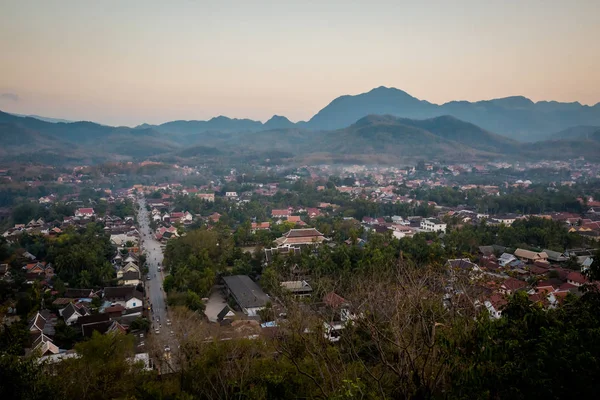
[1,0,599,126]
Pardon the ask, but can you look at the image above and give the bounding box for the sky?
[1,0,599,126]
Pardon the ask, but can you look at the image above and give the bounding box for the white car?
[155,329,160,335]
[166,319,171,326]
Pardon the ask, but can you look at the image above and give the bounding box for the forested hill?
[3,108,600,165]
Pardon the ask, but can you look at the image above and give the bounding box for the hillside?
[1,108,598,165]
[526,129,600,161]
[0,110,181,162]
[312,115,512,162]
[551,125,600,140]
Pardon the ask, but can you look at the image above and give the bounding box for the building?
[103,286,143,309]
[75,208,95,218]
[493,214,519,226]
[499,277,528,295]
[280,280,313,297]
[197,193,215,202]
[420,218,447,232]
[271,209,291,219]
[274,228,326,247]
[566,271,587,286]
[222,275,269,316]
[484,294,507,319]
[251,222,270,233]
[514,249,548,263]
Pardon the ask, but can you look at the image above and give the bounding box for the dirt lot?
[204,285,228,322]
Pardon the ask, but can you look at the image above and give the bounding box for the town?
[0,156,599,397]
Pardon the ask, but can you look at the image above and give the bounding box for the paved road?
[136,197,169,335]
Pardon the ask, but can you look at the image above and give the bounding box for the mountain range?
[2,107,600,166]
[133,86,600,142]
[2,86,600,165]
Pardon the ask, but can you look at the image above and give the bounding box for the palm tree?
[79,270,91,288]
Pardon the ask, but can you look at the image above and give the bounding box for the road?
[136,197,170,336]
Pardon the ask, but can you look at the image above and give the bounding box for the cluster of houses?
[446,246,597,320]
[2,207,138,241]
[28,285,145,357]
[359,215,447,239]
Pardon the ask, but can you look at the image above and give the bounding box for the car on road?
[157,267,162,272]
[146,276,151,280]
[155,328,160,334]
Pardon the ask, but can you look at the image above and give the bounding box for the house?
[217,305,236,322]
[31,333,59,356]
[116,261,140,280]
[197,193,215,202]
[280,280,313,297]
[286,215,306,226]
[104,304,126,318]
[566,271,587,287]
[514,249,548,263]
[322,292,352,341]
[77,313,124,337]
[120,270,141,286]
[251,222,270,233]
[64,288,95,299]
[305,208,321,218]
[24,262,54,279]
[492,214,519,226]
[420,218,447,232]
[103,286,144,309]
[323,291,348,309]
[485,293,507,319]
[222,275,269,316]
[543,249,568,263]
[271,209,291,219]
[389,224,415,239]
[225,191,238,198]
[170,211,193,224]
[75,208,95,218]
[209,212,221,223]
[274,228,325,247]
[59,302,87,326]
[499,277,528,295]
[29,312,47,334]
[498,253,517,267]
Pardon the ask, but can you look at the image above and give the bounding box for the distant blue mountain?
[11,113,74,124]
[303,87,600,141]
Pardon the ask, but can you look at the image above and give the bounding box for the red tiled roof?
[489,293,507,309]
[567,271,587,284]
[559,282,578,291]
[502,277,528,291]
[324,292,347,308]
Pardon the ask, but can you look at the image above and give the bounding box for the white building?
[420,218,447,232]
